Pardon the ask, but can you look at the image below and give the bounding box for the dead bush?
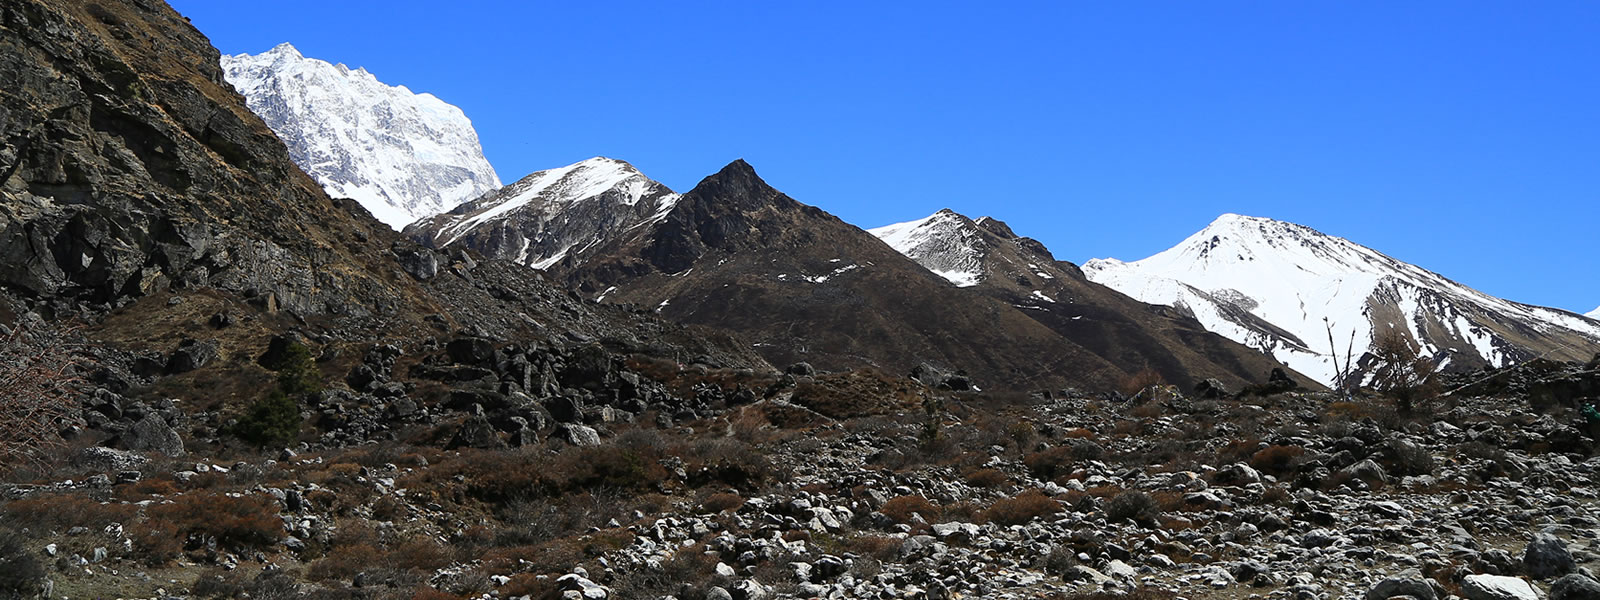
[699,492,744,514]
[1024,440,1103,480]
[0,323,84,474]
[1118,366,1166,400]
[1,493,137,532]
[964,468,1010,488]
[1370,330,1440,415]
[982,490,1062,526]
[133,491,285,563]
[1249,445,1305,476]
[879,495,938,524]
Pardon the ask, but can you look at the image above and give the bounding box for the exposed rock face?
[222,43,501,229]
[872,209,1310,391]
[1085,214,1600,386]
[0,0,417,318]
[407,157,676,270]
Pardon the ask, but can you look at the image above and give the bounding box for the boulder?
[560,424,602,447]
[1194,377,1231,399]
[1461,574,1542,600]
[1366,576,1438,600]
[1213,462,1262,486]
[120,414,185,457]
[166,339,219,374]
[445,415,505,450]
[1526,532,1577,579]
[1551,574,1600,600]
[1341,459,1390,489]
[445,337,497,367]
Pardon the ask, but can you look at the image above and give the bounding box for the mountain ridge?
[872,209,1313,391]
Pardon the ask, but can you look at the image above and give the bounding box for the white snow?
[222,43,500,229]
[1588,306,1600,319]
[869,210,984,287]
[803,263,860,284]
[1085,213,1600,386]
[1030,290,1056,303]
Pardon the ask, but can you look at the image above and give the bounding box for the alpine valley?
[2,2,1600,600]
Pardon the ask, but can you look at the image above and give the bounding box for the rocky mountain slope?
[1084,214,1600,387]
[222,43,500,229]
[406,157,677,270]
[553,161,1149,391]
[871,210,1306,391]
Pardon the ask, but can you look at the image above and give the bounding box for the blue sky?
[173,1,1600,313]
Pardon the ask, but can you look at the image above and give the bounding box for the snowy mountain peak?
[222,45,501,229]
[1085,215,1600,386]
[1588,306,1600,319]
[407,157,679,270]
[868,210,984,287]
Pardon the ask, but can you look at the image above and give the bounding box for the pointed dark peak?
[681,158,796,213]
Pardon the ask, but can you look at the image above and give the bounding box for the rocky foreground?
[2,332,1598,600]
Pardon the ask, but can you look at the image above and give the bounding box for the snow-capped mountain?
[406,157,678,270]
[871,209,1311,389]
[222,43,501,229]
[868,210,985,287]
[1588,306,1600,319]
[1083,214,1600,386]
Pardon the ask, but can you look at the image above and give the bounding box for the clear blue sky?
[172,1,1600,314]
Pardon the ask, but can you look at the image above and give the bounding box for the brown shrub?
[982,490,1062,526]
[1024,442,1102,480]
[392,536,453,571]
[1249,445,1305,476]
[499,573,557,599]
[964,468,1009,488]
[791,369,925,419]
[1061,427,1096,439]
[1,494,137,532]
[879,495,938,524]
[1217,438,1263,464]
[409,588,462,600]
[846,535,903,561]
[307,543,383,581]
[114,478,181,501]
[134,491,285,562]
[700,492,744,514]
[1118,367,1166,399]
